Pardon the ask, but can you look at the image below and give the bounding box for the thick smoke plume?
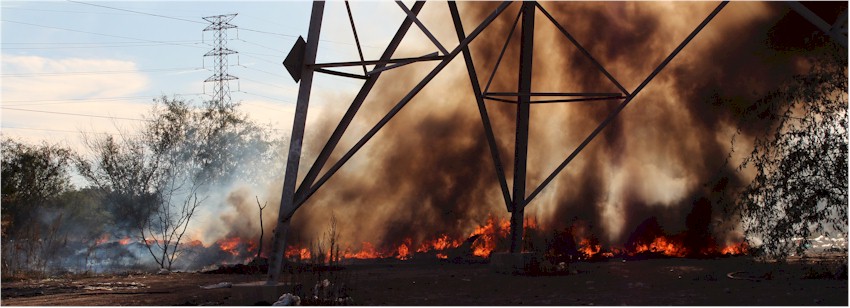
[222,2,842,258]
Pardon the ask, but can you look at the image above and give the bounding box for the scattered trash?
[273,293,301,306]
[157,269,171,275]
[200,282,232,289]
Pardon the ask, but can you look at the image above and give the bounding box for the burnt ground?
[1,256,847,306]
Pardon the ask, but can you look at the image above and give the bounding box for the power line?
[239,65,287,78]
[63,0,304,42]
[2,67,204,77]
[3,95,155,105]
[1,19,205,50]
[237,90,292,104]
[2,42,205,50]
[66,0,206,24]
[62,0,381,50]
[3,40,200,45]
[2,93,206,106]
[237,38,286,53]
[1,126,135,136]
[0,6,138,16]
[1,107,148,122]
[240,77,290,90]
[237,53,281,66]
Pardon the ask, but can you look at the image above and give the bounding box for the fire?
[632,236,688,257]
[183,239,203,248]
[286,246,311,260]
[344,242,384,259]
[417,234,459,252]
[95,234,110,245]
[720,241,748,255]
[272,214,747,264]
[579,239,601,258]
[118,237,132,245]
[216,237,243,256]
[469,215,512,258]
[397,243,410,260]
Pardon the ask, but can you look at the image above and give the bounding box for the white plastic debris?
[157,268,171,275]
[273,293,301,306]
[200,282,233,289]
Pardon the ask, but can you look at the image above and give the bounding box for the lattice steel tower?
[203,13,238,108]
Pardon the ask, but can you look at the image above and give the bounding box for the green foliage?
[736,44,848,259]
[1,138,76,277]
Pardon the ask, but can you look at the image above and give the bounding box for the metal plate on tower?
[283,36,307,83]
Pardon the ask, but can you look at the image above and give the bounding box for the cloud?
[2,55,149,100]
[1,55,151,150]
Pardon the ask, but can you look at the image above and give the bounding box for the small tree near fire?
[78,95,277,270]
[735,42,847,259]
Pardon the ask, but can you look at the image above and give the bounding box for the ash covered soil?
[2,256,846,306]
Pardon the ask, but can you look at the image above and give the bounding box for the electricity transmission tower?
[203,13,239,108]
[265,0,847,284]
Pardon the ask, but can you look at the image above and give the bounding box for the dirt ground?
[2,256,847,306]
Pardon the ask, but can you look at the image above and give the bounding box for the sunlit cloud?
[1,55,151,148]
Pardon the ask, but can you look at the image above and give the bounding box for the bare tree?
[325,214,340,266]
[255,196,267,259]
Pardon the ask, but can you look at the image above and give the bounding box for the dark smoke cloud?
[250,2,842,253]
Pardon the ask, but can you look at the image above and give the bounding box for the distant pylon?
[203,13,238,108]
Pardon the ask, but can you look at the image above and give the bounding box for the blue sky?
[1,1,415,149]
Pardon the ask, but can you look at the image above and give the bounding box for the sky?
[1,1,414,151]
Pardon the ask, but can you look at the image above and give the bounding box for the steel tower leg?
[266,1,325,285]
[509,1,535,253]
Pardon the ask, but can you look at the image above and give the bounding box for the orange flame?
[216,237,242,256]
[183,239,203,248]
[118,237,132,245]
[579,239,601,258]
[633,236,688,257]
[417,234,460,253]
[344,242,384,259]
[720,241,748,255]
[95,234,110,245]
[286,246,311,260]
[469,215,511,258]
[397,243,410,260]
